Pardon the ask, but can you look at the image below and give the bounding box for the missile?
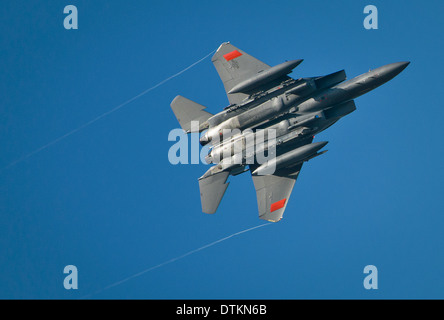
[228,59,303,94]
[252,141,328,176]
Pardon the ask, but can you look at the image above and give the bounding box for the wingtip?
[216,41,231,52]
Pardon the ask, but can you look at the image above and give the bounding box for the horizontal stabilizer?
[170,95,213,133]
[198,171,230,214]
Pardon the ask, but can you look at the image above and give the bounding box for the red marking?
[270,199,286,212]
[223,50,242,61]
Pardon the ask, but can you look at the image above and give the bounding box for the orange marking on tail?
[223,50,242,61]
[270,199,286,212]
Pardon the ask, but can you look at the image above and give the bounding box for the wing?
[211,42,271,105]
[250,164,303,222]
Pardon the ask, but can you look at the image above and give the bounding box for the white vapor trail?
[0,49,216,173]
[82,223,271,299]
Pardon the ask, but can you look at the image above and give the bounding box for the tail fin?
[170,95,213,133]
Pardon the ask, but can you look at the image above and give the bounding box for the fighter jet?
[170,42,409,222]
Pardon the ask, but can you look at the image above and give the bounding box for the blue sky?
[0,0,443,299]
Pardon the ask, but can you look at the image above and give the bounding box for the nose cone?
[395,61,410,70]
[378,61,410,80]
